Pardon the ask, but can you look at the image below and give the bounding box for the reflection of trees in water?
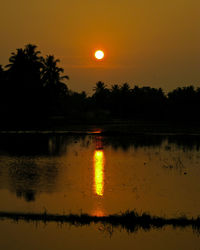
[0,134,88,202]
[168,135,200,151]
[0,134,76,156]
[1,158,59,202]
[48,135,71,155]
[0,134,200,156]
[103,135,165,151]
[0,133,200,202]
[9,159,39,201]
[101,135,200,152]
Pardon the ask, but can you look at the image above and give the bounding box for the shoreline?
[0,210,200,233]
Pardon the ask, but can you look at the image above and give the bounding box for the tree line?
[0,44,200,126]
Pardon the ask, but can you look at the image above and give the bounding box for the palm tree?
[92,81,110,110]
[6,44,41,70]
[24,44,41,61]
[120,83,130,93]
[41,55,69,115]
[111,84,120,93]
[93,81,107,94]
[6,48,26,74]
[4,45,45,117]
[41,55,69,95]
[5,44,43,89]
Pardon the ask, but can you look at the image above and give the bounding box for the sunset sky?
[0,0,200,94]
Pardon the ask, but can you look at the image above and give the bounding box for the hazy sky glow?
[0,0,200,93]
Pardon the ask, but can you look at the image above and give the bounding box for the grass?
[0,210,200,233]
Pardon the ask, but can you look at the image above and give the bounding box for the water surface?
[0,133,200,249]
[0,133,200,217]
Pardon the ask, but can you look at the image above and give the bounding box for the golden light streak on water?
[94,150,104,196]
[91,209,105,217]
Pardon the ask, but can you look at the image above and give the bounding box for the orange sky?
[0,0,200,94]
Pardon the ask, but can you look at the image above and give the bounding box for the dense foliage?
[0,44,200,126]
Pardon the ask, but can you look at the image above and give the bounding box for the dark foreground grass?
[0,210,200,233]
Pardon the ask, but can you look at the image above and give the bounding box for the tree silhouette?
[1,43,200,127]
[93,81,107,93]
[41,55,69,89]
[168,86,199,120]
[93,81,110,113]
[6,44,42,85]
[4,45,44,119]
[41,55,69,115]
[0,44,71,124]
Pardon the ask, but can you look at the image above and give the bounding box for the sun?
[95,50,104,60]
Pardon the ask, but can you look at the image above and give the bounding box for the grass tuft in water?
[1,210,200,233]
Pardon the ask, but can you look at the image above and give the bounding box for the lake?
[0,131,200,249]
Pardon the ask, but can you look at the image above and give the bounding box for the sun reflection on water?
[94,150,104,197]
[92,208,105,217]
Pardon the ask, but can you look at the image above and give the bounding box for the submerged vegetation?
[1,210,200,234]
[1,44,200,128]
